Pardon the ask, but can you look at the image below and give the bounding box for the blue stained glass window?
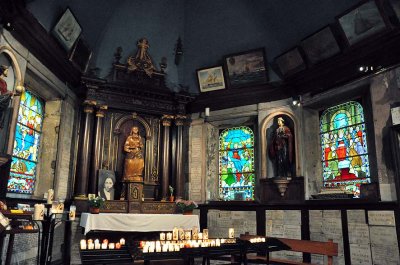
[219,126,255,201]
[8,90,44,194]
[320,101,370,197]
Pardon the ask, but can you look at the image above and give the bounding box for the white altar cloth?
[80,213,200,235]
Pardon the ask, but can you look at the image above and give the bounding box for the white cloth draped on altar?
[80,213,200,235]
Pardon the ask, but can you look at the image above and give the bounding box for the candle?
[120,238,125,245]
[102,239,109,245]
[33,204,45,220]
[216,238,221,247]
[143,246,149,253]
[149,246,154,253]
[160,233,166,241]
[101,243,107,249]
[192,226,199,240]
[178,228,184,240]
[162,244,168,252]
[173,227,179,240]
[166,232,172,241]
[205,107,210,117]
[88,243,94,250]
[80,240,87,250]
[47,189,54,204]
[210,240,215,247]
[87,239,94,245]
[95,243,100,249]
[228,228,235,239]
[168,244,174,252]
[108,243,115,249]
[156,246,161,252]
[198,233,203,240]
[69,205,76,221]
[116,243,121,249]
[202,229,209,240]
[174,245,180,251]
[184,231,191,240]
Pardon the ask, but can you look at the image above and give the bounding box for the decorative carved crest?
[127,38,157,77]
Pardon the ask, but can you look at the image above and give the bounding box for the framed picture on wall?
[337,0,388,46]
[300,26,341,65]
[224,48,268,89]
[98,169,116,201]
[273,47,306,78]
[69,37,92,73]
[196,66,226,92]
[52,8,82,51]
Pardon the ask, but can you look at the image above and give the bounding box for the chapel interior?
[0,0,400,264]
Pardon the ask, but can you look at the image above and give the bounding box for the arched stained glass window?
[219,126,255,201]
[320,101,370,197]
[8,90,44,194]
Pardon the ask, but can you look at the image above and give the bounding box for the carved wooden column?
[89,105,108,194]
[161,115,173,199]
[175,115,186,199]
[74,100,96,198]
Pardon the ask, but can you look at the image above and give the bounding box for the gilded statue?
[127,38,156,77]
[122,126,145,182]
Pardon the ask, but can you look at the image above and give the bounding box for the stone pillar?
[89,105,107,194]
[161,115,173,199]
[175,115,186,199]
[74,100,96,199]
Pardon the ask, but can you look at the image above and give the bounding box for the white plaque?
[368,211,396,226]
[369,226,398,246]
[350,244,372,265]
[347,210,366,223]
[348,224,370,244]
[391,106,400,125]
[371,244,400,264]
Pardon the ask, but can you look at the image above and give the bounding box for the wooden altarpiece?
[74,40,193,213]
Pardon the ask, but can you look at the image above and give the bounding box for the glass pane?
[320,101,370,197]
[18,104,43,132]
[9,90,43,194]
[218,126,255,201]
[8,157,37,194]
[13,124,40,161]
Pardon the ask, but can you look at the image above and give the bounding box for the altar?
[80,213,200,235]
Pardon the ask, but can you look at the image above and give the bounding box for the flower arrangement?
[175,198,198,212]
[88,196,105,208]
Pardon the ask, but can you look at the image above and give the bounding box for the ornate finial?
[114,47,123,63]
[127,38,157,77]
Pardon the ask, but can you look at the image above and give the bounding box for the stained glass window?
[8,90,44,194]
[219,126,255,201]
[320,101,370,197]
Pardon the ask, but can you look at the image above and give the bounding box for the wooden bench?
[244,237,338,265]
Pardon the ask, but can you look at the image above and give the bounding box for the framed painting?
[52,8,82,51]
[98,169,116,201]
[196,66,226,92]
[337,0,387,46]
[300,26,341,65]
[273,47,306,78]
[69,37,92,73]
[224,48,268,89]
